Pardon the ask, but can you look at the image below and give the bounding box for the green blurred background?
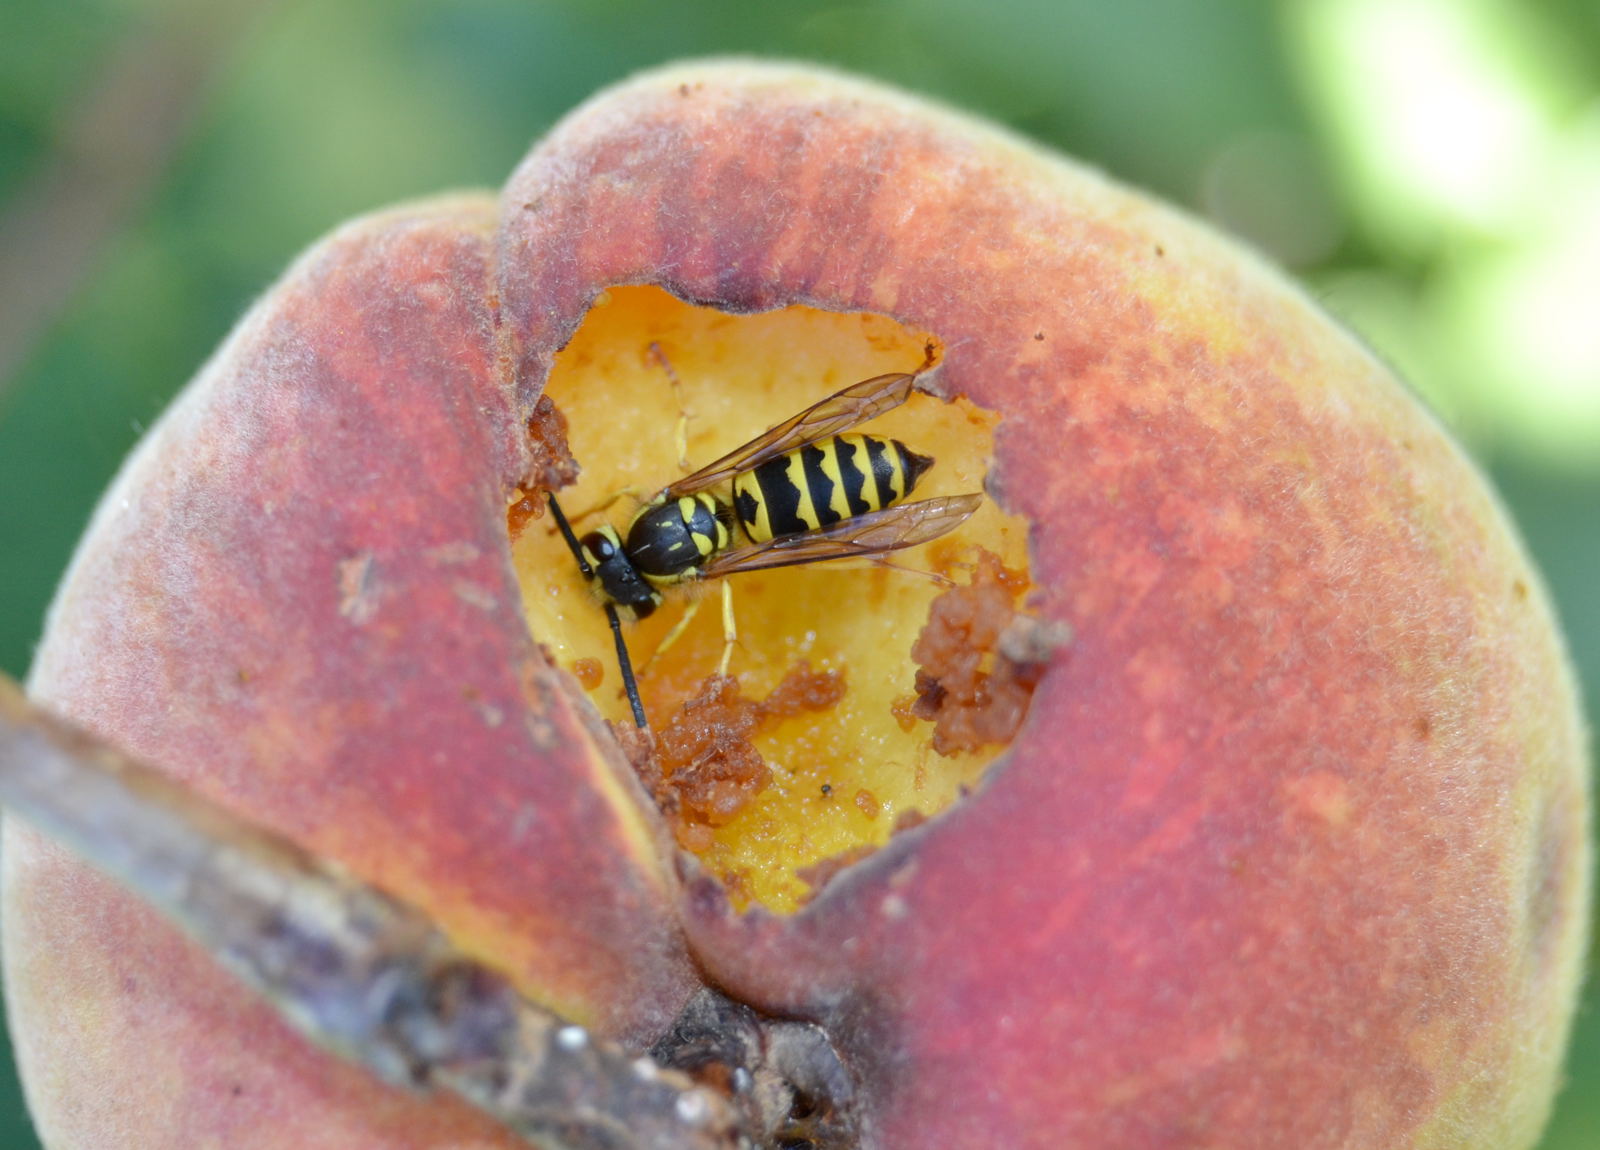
[1,0,1594,1145]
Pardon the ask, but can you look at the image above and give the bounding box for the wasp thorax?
[624,494,733,581]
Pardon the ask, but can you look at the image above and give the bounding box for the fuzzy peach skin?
[3,197,699,1150]
[8,58,1593,1150]
[500,63,1590,1146]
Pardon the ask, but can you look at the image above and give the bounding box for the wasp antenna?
[549,493,649,728]
[606,602,649,728]
[546,492,593,578]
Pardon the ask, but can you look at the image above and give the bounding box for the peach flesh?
[514,285,1029,912]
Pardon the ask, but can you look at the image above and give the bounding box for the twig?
[0,674,743,1150]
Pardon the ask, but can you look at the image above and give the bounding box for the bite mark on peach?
[512,286,1035,912]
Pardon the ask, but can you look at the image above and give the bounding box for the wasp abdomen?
[733,434,934,543]
[625,493,733,581]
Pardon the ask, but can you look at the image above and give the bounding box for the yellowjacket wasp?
[548,366,983,728]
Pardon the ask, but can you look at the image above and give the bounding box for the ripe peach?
[3,60,1589,1150]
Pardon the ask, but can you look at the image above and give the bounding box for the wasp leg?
[648,341,693,472]
[717,579,738,677]
[868,555,958,588]
[640,596,702,676]
[555,485,644,529]
[642,581,738,680]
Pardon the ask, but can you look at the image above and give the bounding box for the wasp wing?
[698,493,983,578]
[657,371,921,500]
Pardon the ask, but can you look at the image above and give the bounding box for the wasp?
[547,366,983,728]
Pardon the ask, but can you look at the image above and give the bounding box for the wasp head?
[579,527,662,620]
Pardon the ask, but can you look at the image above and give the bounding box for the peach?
[3,60,1589,1150]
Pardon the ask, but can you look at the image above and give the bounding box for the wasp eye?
[580,531,614,561]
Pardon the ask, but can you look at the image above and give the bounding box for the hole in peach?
[510,287,1040,912]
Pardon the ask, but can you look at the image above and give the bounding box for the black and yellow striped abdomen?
[731,434,934,544]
